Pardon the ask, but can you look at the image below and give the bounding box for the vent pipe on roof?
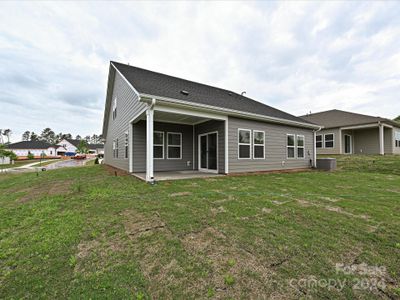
[180,90,189,95]
[241,91,246,96]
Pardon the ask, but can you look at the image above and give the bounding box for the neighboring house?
[102,61,320,182]
[88,144,105,155]
[7,141,64,158]
[57,139,79,156]
[300,109,400,155]
[57,139,104,156]
[0,156,11,165]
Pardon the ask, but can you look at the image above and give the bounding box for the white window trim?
[287,134,296,159]
[112,97,117,120]
[154,131,164,160]
[124,131,129,159]
[238,128,251,159]
[324,133,335,149]
[395,131,400,148]
[167,132,182,160]
[253,130,265,159]
[297,135,305,159]
[316,134,323,148]
[115,138,119,158]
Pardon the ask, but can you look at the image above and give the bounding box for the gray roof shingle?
[300,109,399,129]
[7,141,56,149]
[111,61,311,125]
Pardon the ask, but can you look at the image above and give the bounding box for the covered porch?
[340,123,393,155]
[128,102,228,182]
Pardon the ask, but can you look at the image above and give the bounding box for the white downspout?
[313,126,322,168]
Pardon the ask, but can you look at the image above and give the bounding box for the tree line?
[0,128,103,145]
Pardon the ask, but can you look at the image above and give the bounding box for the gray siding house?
[301,110,400,155]
[102,62,320,182]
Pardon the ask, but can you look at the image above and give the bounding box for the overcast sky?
[1,1,400,142]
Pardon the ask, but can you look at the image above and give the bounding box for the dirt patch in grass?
[169,191,192,197]
[272,200,291,205]
[122,210,169,237]
[325,206,370,220]
[74,234,127,276]
[17,181,72,203]
[211,206,226,216]
[213,195,235,204]
[296,199,313,207]
[181,226,275,299]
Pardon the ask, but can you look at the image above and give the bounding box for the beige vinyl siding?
[384,127,393,154]
[315,128,341,155]
[228,117,314,173]
[104,70,147,171]
[353,128,380,154]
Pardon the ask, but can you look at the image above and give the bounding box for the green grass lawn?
[0,156,399,299]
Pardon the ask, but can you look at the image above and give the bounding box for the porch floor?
[132,170,223,181]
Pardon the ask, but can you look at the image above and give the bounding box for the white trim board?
[140,93,319,129]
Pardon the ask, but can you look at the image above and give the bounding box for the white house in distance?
[57,139,104,156]
[7,141,65,159]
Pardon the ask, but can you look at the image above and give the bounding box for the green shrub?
[27,152,34,160]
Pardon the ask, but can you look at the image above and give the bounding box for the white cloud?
[0,1,399,142]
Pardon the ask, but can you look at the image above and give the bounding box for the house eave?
[139,93,319,130]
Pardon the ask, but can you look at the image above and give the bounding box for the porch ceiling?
[139,111,211,125]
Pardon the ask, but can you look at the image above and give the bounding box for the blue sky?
[1,1,400,142]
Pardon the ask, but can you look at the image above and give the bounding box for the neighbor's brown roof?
[300,109,399,129]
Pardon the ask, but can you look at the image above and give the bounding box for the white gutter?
[139,93,320,130]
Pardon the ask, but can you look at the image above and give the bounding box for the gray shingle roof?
[300,109,399,129]
[7,141,55,149]
[88,144,104,150]
[111,61,311,125]
[66,139,103,149]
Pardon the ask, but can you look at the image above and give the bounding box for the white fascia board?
[139,93,319,129]
[154,104,228,121]
[340,123,380,130]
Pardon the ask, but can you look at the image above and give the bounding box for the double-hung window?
[324,134,334,148]
[167,132,182,159]
[238,129,251,159]
[112,140,117,158]
[297,135,305,158]
[124,132,128,159]
[395,131,400,148]
[316,135,322,148]
[287,134,295,158]
[154,131,164,159]
[253,130,265,159]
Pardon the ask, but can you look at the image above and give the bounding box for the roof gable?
[111,61,311,125]
[300,109,399,129]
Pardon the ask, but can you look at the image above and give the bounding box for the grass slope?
[0,156,399,299]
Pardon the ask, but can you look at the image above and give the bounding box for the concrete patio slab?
[132,170,223,181]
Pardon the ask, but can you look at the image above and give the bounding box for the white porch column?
[379,123,384,155]
[129,123,134,173]
[146,108,154,182]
